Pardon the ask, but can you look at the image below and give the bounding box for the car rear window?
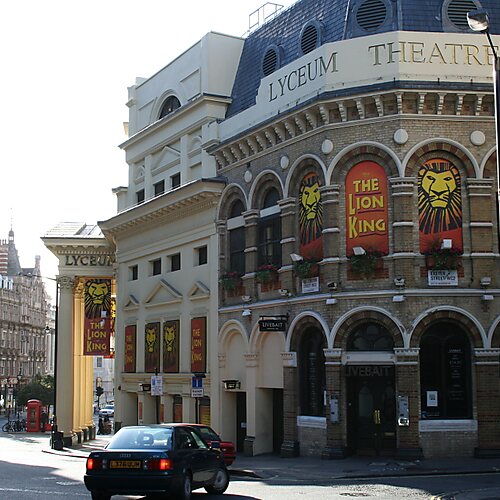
[108,428,173,450]
[197,426,219,441]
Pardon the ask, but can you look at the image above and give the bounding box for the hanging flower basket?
[349,250,385,278]
[293,260,319,279]
[424,240,462,270]
[219,271,242,291]
[255,264,279,284]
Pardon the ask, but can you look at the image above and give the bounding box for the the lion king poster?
[83,278,112,356]
[163,320,179,373]
[144,322,160,373]
[299,172,323,261]
[345,162,389,255]
[418,158,463,253]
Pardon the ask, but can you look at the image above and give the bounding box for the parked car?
[98,404,114,418]
[84,424,229,500]
[183,423,236,466]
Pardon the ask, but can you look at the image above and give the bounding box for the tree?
[16,375,54,407]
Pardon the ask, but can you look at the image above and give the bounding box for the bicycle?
[2,419,26,432]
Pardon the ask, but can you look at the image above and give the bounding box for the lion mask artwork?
[299,172,323,260]
[145,325,158,354]
[418,159,462,236]
[85,279,111,319]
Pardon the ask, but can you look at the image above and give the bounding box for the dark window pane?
[420,324,471,419]
[154,180,165,196]
[198,246,207,265]
[257,215,281,267]
[171,173,181,189]
[159,96,181,119]
[171,253,181,271]
[299,329,325,417]
[136,189,145,204]
[152,259,161,276]
[230,200,244,218]
[130,265,138,281]
[229,227,245,275]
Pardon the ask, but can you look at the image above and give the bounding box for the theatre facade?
[211,0,500,458]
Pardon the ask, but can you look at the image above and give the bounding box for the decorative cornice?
[213,89,494,171]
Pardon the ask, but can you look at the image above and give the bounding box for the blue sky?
[0,0,293,291]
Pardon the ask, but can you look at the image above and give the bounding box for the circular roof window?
[446,0,480,30]
[300,21,321,55]
[262,45,281,77]
[356,0,388,32]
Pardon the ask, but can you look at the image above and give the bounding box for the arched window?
[228,200,245,276]
[347,323,394,351]
[298,328,326,416]
[420,323,472,419]
[158,96,181,120]
[257,188,282,267]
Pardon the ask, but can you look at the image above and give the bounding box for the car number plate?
[110,460,141,469]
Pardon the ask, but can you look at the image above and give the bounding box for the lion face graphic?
[299,173,323,245]
[164,324,176,353]
[85,279,111,318]
[145,326,157,353]
[418,160,462,234]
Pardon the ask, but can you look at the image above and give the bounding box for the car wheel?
[205,467,229,495]
[90,492,111,500]
[173,472,192,500]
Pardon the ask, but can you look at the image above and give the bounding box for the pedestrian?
[40,411,48,432]
[98,417,104,435]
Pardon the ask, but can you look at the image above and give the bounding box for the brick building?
[212,0,500,458]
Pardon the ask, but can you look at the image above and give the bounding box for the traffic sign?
[151,375,163,396]
[191,388,204,398]
[192,376,203,389]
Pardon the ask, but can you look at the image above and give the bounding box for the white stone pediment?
[123,294,140,310]
[188,281,210,301]
[145,278,182,308]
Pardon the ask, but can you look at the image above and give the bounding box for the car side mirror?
[210,441,221,450]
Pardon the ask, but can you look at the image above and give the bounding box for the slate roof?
[227,0,500,117]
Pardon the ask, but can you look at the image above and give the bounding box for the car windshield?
[107,427,173,450]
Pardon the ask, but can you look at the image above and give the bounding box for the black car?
[84,424,229,500]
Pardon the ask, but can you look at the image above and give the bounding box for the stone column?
[278,197,296,292]
[56,276,75,446]
[394,348,423,458]
[320,185,341,284]
[474,348,500,456]
[73,282,84,443]
[322,349,346,458]
[467,179,497,285]
[243,209,259,288]
[243,353,259,456]
[390,178,417,286]
[280,352,299,457]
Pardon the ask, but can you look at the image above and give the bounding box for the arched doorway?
[345,322,396,456]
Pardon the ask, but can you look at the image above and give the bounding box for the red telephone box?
[27,399,42,432]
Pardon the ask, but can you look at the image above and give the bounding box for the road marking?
[0,487,87,496]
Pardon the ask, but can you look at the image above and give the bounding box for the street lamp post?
[468,9,500,246]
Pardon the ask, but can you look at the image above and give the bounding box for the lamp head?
[242,308,252,317]
[467,9,490,32]
[352,246,366,256]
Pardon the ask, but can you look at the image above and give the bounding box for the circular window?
[446,0,479,30]
[356,0,388,32]
[262,45,281,77]
[300,21,321,55]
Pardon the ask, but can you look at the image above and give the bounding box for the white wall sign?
[302,277,319,294]
[428,270,458,286]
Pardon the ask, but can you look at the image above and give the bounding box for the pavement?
[37,433,500,499]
